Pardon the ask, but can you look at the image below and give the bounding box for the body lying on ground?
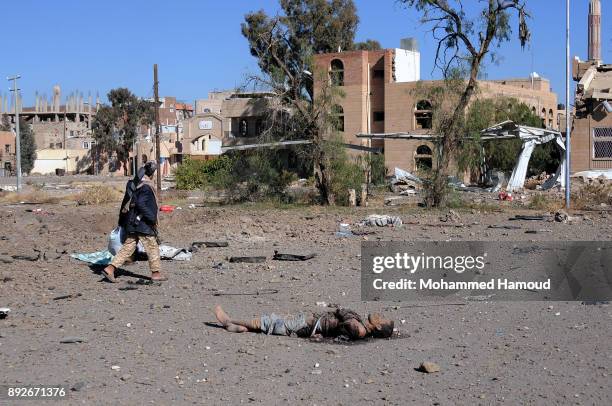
[214,305,394,340]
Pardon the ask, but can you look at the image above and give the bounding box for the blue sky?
[1,0,609,106]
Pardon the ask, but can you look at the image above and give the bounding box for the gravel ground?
[1,201,611,405]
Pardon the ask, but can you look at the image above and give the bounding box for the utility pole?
[153,64,161,195]
[7,75,22,191]
[565,0,571,209]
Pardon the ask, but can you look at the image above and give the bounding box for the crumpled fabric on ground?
[359,214,403,227]
[72,244,192,265]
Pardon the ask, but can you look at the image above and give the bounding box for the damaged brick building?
[313,39,560,175]
[571,0,612,173]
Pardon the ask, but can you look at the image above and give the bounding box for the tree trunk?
[313,146,335,205]
[431,57,482,206]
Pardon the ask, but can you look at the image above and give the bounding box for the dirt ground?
[1,196,611,405]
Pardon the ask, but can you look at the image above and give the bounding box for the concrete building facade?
[0,131,16,175]
[0,85,97,152]
[571,0,611,172]
[185,91,274,159]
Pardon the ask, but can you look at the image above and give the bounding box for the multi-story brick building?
[313,40,560,174]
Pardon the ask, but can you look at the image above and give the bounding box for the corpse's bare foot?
[214,305,247,333]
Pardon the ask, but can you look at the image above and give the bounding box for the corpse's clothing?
[312,308,364,340]
[260,313,310,337]
[259,308,365,339]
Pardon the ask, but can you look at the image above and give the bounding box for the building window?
[56,143,62,149]
[331,105,344,132]
[239,119,248,137]
[415,100,433,129]
[373,69,384,79]
[593,128,612,159]
[4,144,9,154]
[415,144,433,170]
[373,111,385,122]
[70,130,74,137]
[83,141,89,149]
[203,108,211,113]
[330,59,344,86]
[256,118,266,136]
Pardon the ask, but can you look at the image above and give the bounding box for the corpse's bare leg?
[214,305,261,333]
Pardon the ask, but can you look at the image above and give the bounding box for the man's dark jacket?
[125,182,158,236]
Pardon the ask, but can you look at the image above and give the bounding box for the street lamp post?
[565,0,571,209]
[7,75,22,191]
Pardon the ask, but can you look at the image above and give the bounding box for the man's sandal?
[101,268,117,283]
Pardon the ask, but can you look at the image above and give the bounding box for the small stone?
[120,374,132,382]
[419,361,441,373]
[555,312,561,316]
[311,370,322,375]
[71,382,86,392]
[111,365,121,371]
[314,363,320,368]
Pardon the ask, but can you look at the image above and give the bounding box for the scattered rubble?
[228,256,266,263]
[191,241,229,249]
[554,210,570,223]
[359,214,402,227]
[272,252,316,261]
[60,336,87,344]
[440,210,461,223]
[509,215,547,221]
[418,361,441,373]
[335,223,354,237]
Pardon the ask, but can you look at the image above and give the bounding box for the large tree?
[354,39,382,51]
[401,0,531,205]
[92,88,154,175]
[241,0,359,204]
[18,118,37,175]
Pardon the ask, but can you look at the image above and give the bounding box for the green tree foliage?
[242,0,358,102]
[175,152,298,202]
[325,135,365,205]
[0,114,11,131]
[92,88,154,175]
[174,156,235,190]
[460,97,559,175]
[18,118,37,175]
[354,39,382,51]
[400,0,531,206]
[241,0,360,204]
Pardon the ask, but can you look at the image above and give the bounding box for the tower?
[588,0,602,62]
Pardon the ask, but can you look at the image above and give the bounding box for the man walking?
[102,161,167,282]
